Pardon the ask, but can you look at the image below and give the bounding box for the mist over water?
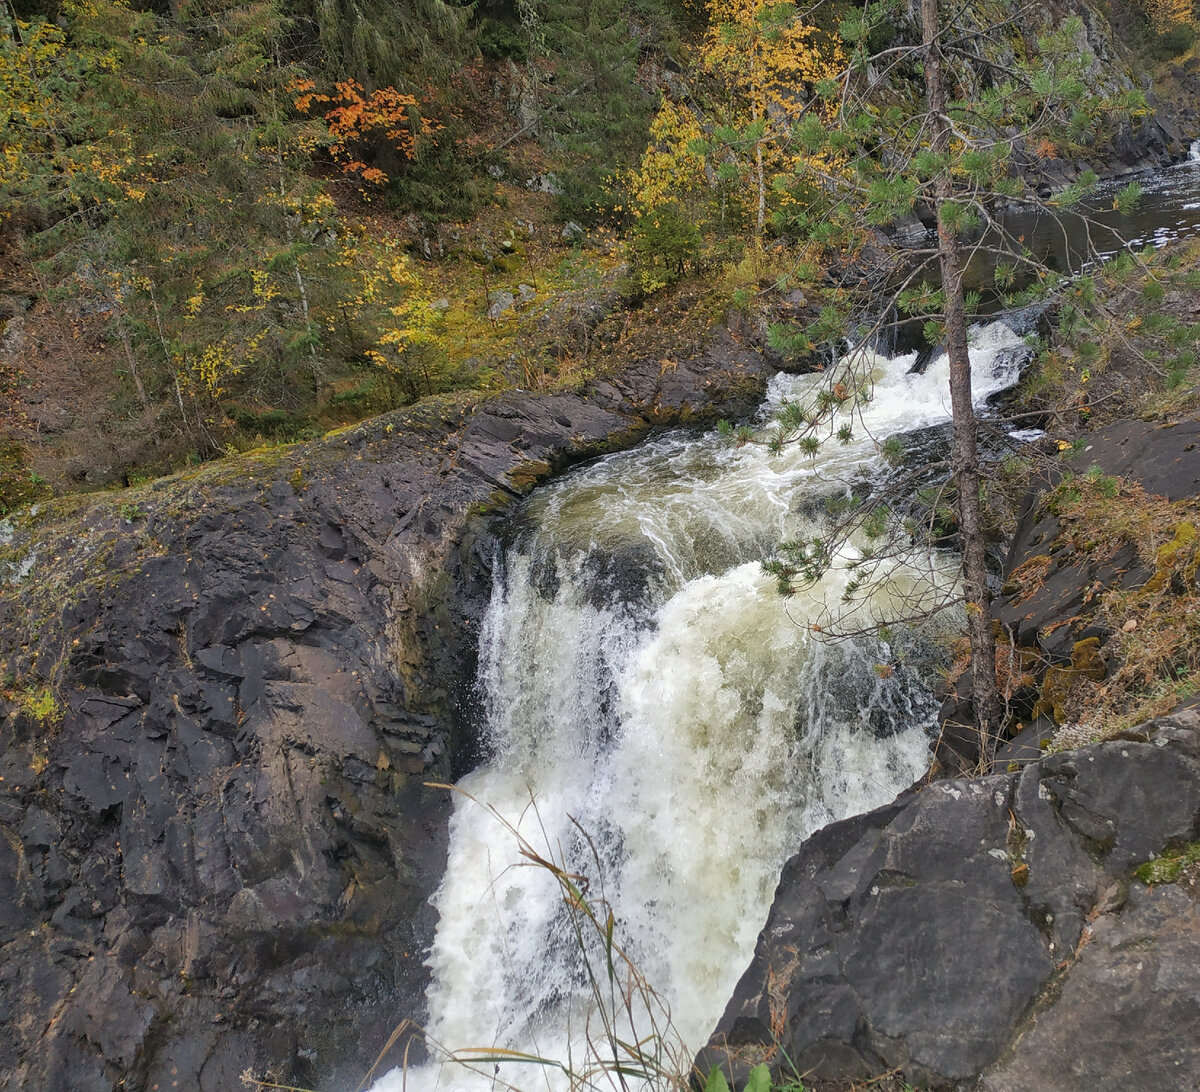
[370,319,1033,1092]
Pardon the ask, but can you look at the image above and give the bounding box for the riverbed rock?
[0,341,779,1092]
[697,711,1200,1090]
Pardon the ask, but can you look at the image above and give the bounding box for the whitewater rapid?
[370,317,1033,1092]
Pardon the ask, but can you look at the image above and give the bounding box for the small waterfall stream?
[371,152,1200,1092]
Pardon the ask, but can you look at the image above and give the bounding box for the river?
[962,140,1200,295]
[372,151,1200,1092]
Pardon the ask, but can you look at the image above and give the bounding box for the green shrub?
[226,407,320,443]
[478,17,528,62]
[0,443,52,518]
[627,205,702,295]
[18,685,62,725]
[1149,23,1197,59]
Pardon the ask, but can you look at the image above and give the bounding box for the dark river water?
[881,146,1200,350]
[966,146,1200,289]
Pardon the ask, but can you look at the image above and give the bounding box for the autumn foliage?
[1140,0,1196,30]
[626,0,844,256]
[291,77,439,184]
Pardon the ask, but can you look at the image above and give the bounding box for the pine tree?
[753,0,1146,767]
[919,0,1003,750]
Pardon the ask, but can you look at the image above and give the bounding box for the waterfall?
[1190,138,1200,163]
[370,319,1033,1092]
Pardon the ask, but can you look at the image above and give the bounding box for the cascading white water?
[370,318,1033,1092]
[1190,137,1200,163]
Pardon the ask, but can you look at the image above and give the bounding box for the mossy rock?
[1071,636,1106,677]
[491,252,525,275]
[1135,839,1200,885]
[1146,520,1198,593]
[506,459,552,494]
[1033,637,1107,722]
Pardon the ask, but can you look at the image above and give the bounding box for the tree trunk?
[921,0,1003,767]
[114,309,150,411]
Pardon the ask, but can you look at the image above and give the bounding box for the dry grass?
[1036,471,1200,744]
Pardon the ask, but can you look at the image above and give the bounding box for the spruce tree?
[283,0,472,87]
[537,0,656,222]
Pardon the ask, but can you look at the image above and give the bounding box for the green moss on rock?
[1034,637,1107,722]
[1135,840,1200,885]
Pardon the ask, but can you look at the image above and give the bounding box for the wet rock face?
[697,714,1200,1091]
[0,345,777,1092]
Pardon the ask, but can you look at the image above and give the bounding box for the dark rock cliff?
[0,332,774,1092]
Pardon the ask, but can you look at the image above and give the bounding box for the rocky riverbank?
[696,246,1200,1090]
[0,331,774,1092]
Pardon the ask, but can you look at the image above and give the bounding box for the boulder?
[698,712,1200,1090]
[487,289,515,318]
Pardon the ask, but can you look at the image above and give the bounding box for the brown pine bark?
[921,0,1004,767]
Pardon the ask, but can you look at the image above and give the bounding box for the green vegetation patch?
[1135,840,1200,885]
[15,684,62,725]
[0,443,52,519]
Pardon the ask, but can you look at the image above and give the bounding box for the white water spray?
[371,319,1033,1092]
[1190,137,1200,163]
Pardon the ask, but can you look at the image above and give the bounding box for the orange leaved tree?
[292,78,439,186]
